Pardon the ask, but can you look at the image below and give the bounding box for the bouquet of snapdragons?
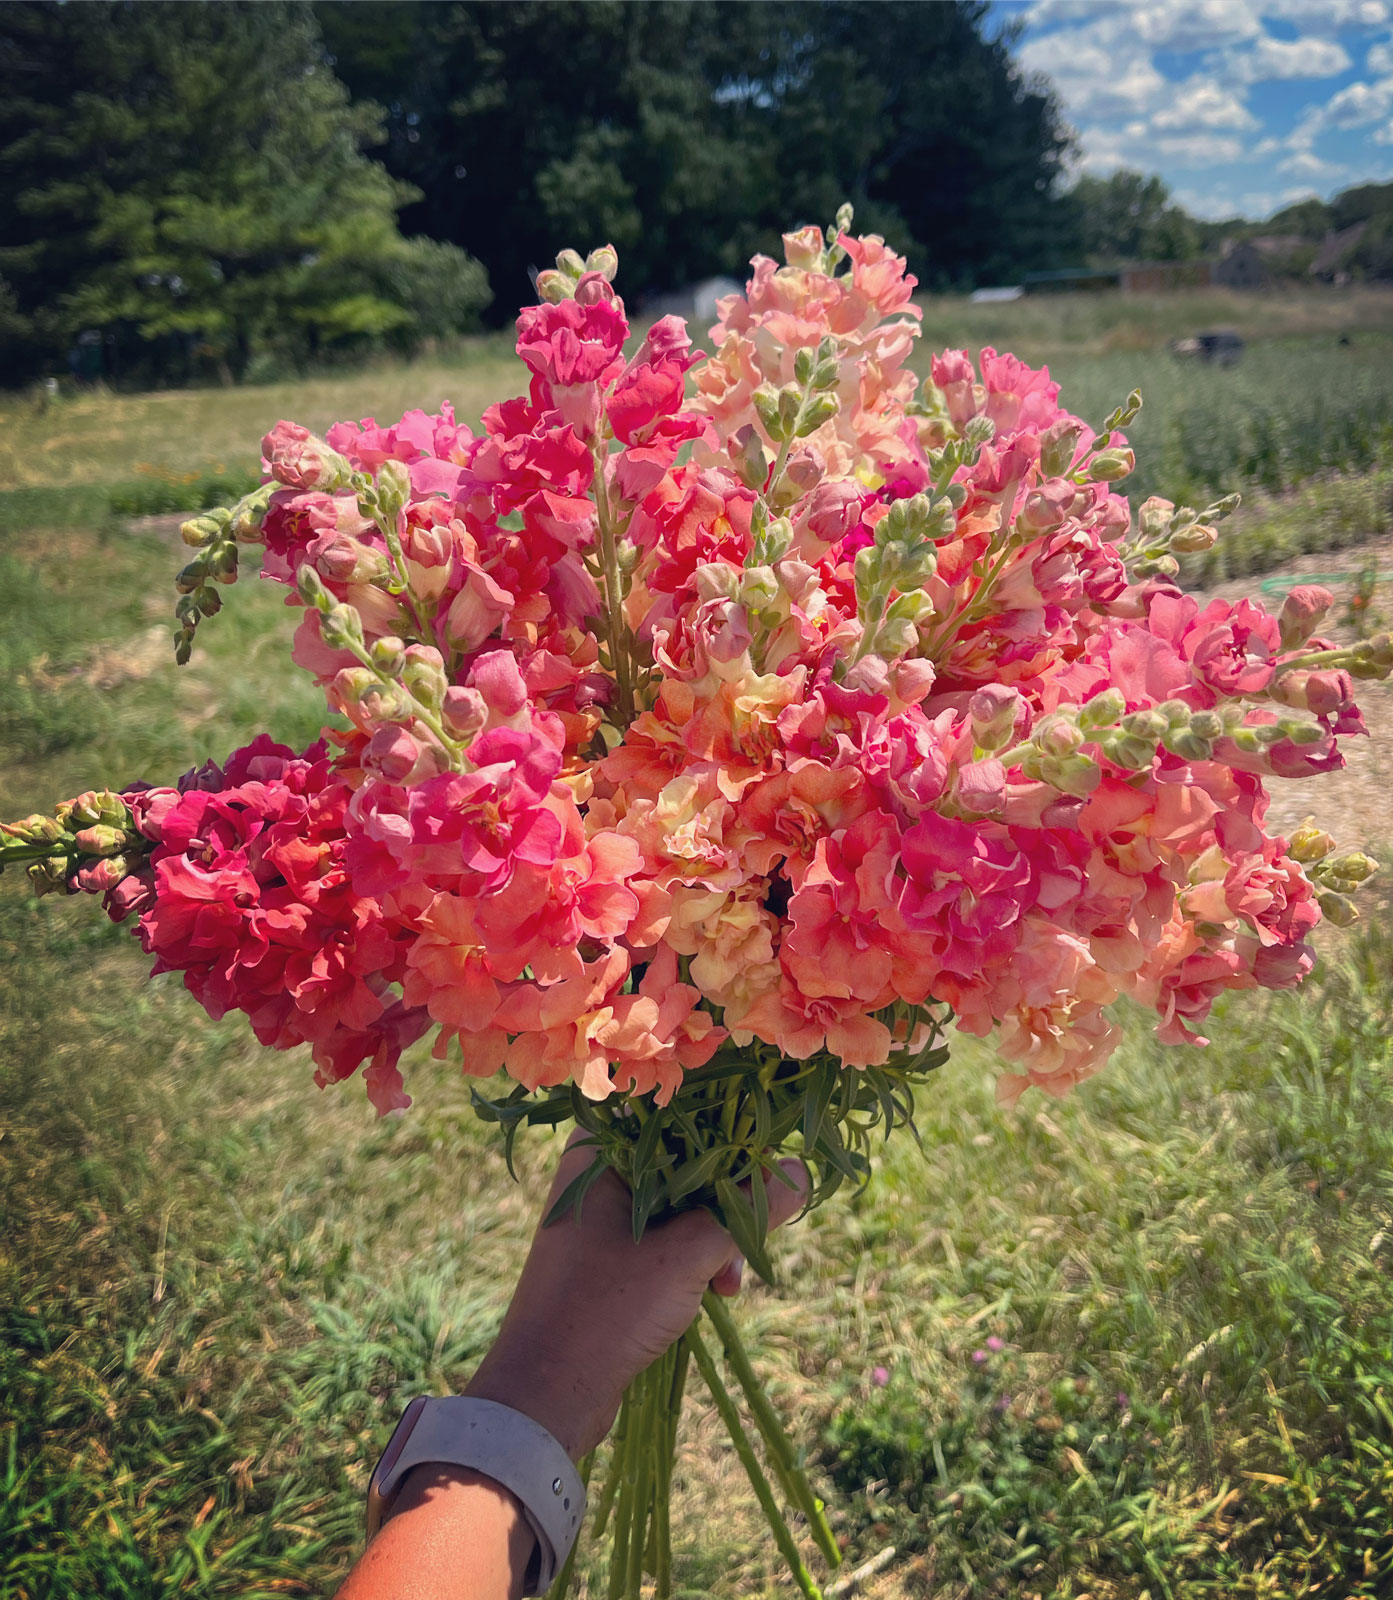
[4,211,1385,1597]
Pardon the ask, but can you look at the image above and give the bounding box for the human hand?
[461,1139,809,1462]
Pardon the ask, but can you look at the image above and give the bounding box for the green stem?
[591,445,635,727]
[591,1394,627,1542]
[624,1364,655,1599]
[702,1293,842,1570]
[545,1451,594,1600]
[685,1323,823,1600]
[606,1394,636,1600]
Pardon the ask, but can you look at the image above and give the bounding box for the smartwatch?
[366,1395,586,1595]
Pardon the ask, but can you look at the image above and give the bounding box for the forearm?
[333,1465,537,1600]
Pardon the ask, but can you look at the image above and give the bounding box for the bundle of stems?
[550,1292,842,1599]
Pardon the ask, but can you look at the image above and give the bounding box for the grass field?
[4,290,1393,1599]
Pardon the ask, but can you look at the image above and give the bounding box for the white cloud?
[1369,38,1393,74]
[1018,20,1169,118]
[1278,149,1348,178]
[1153,77,1259,130]
[1231,34,1352,82]
[1263,0,1389,31]
[1154,133,1247,163]
[1375,119,1393,141]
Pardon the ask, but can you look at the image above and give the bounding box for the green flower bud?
[535,269,572,304]
[793,346,817,386]
[1288,818,1335,864]
[370,637,406,676]
[373,459,412,523]
[796,393,839,436]
[193,584,222,616]
[555,249,586,281]
[811,357,841,391]
[1281,719,1325,747]
[230,483,274,543]
[320,603,365,652]
[174,558,207,595]
[1317,889,1358,927]
[181,513,223,548]
[174,594,200,625]
[1323,850,1378,887]
[1121,709,1168,741]
[1163,730,1214,762]
[1077,687,1127,730]
[1170,523,1218,554]
[296,564,332,611]
[752,385,785,442]
[584,244,618,282]
[1188,710,1223,741]
[1138,497,1174,542]
[1087,447,1136,483]
[208,542,238,582]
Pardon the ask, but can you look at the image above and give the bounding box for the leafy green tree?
[1068,170,1202,266]
[0,1,489,386]
[318,0,1076,315]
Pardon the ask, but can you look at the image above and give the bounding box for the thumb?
[765,1157,811,1231]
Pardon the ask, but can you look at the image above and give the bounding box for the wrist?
[464,1336,621,1463]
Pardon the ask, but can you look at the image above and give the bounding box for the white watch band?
[367,1395,586,1595]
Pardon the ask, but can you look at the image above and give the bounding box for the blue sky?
[995,0,1393,220]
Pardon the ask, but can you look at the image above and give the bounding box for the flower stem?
[685,1322,824,1600]
[591,446,636,727]
[702,1292,842,1570]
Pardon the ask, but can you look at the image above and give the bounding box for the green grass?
[4,317,1393,1597]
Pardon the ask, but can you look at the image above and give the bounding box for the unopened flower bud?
[194,584,222,616]
[1121,709,1168,741]
[729,425,770,493]
[1317,889,1358,927]
[969,685,1024,752]
[1188,710,1223,741]
[739,566,779,608]
[752,385,785,442]
[296,564,332,611]
[77,855,128,893]
[1,813,65,846]
[230,484,273,543]
[1078,687,1127,730]
[584,244,618,282]
[364,724,426,784]
[1138,497,1174,542]
[1279,585,1335,650]
[796,393,840,436]
[320,603,365,652]
[261,420,353,492]
[1101,731,1156,770]
[1170,523,1218,554]
[181,513,223,548]
[1037,716,1085,759]
[373,458,412,523]
[401,645,448,708]
[442,686,487,738]
[28,858,68,896]
[370,637,406,675]
[1163,730,1214,762]
[555,248,586,280]
[1280,718,1326,747]
[1323,850,1378,887]
[1288,818,1335,864]
[536,269,572,304]
[1087,447,1136,483]
[175,558,206,595]
[1039,418,1085,478]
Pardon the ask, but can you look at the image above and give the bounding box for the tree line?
[11,0,1385,393]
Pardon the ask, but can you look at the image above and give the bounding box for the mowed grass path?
[3,300,1393,1598]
